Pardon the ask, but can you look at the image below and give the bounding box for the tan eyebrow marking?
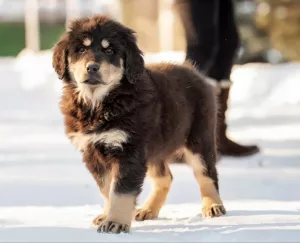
[83,38,92,47]
[101,39,110,48]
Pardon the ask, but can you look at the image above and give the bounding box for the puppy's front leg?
[97,149,147,234]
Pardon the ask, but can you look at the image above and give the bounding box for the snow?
[1,51,300,242]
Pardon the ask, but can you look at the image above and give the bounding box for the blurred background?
[1,0,300,63]
[1,0,299,118]
[1,1,300,242]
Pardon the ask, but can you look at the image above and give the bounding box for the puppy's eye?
[77,47,85,54]
[104,47,113,55]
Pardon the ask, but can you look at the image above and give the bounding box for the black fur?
[52,15,222,231]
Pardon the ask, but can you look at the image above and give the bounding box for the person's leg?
[208,0,259,156]
[175,0,220,73]
[176,0,259,157]
[206,0,239,81]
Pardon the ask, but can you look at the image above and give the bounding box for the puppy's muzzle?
[84,63,103,85]
[87,63,100,74]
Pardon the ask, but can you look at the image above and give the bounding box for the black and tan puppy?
[52,15,226,234]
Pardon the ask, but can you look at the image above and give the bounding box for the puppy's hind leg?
[185,102,226,218]
[135,161,173,221]
[184,147,225,217]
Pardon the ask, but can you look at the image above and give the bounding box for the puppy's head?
[52,15,144,102]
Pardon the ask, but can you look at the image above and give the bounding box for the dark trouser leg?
[210,0,259,157]
[177,0,259,157]
[175,0,220,73]
[206,0,239,80]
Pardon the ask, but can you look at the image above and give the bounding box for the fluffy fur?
[52,14,226,234]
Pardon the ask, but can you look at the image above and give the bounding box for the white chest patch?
[90,129,128,148]
[68,132,90,151]
[68,129,128,151]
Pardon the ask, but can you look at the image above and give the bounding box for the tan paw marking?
[135,208,157,221]
[97,220,130,234]
[202,204,226,218]
[92,214,107,226]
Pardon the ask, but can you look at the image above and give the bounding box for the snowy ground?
[1,52,300,242]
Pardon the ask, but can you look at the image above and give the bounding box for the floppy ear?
[52,35,69,80]
[124,32,145,84]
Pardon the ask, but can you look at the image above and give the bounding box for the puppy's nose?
[87,63,100,73]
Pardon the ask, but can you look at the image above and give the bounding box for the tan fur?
[92,172,113,226]
[68,58,87,85]
[77,84,115,108]
[68,57,124,107]
[135,163,172,221]
[68,58,99,105]
[183,148,223,212]
[83,38,92,47]
[98,164,136,229]
[99,173,112,213]
[106,191,136,226]
[99,59,124,85]
[101,39,110,48]
[53,14,225,233]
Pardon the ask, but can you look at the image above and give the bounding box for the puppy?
[52,15,226,234]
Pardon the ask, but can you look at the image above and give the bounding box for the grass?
[0,23,65,56]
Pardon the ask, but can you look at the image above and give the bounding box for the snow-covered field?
[1,52,300,242]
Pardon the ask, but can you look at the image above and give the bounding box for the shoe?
[217,82,259,157]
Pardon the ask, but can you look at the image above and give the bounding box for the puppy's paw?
[97,220,130,234]
[92,214,107,226]
[135,208,157,221]
[202,204,226,218]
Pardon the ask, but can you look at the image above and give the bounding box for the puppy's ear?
[124,31,144,84]
[52,35,69,80]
